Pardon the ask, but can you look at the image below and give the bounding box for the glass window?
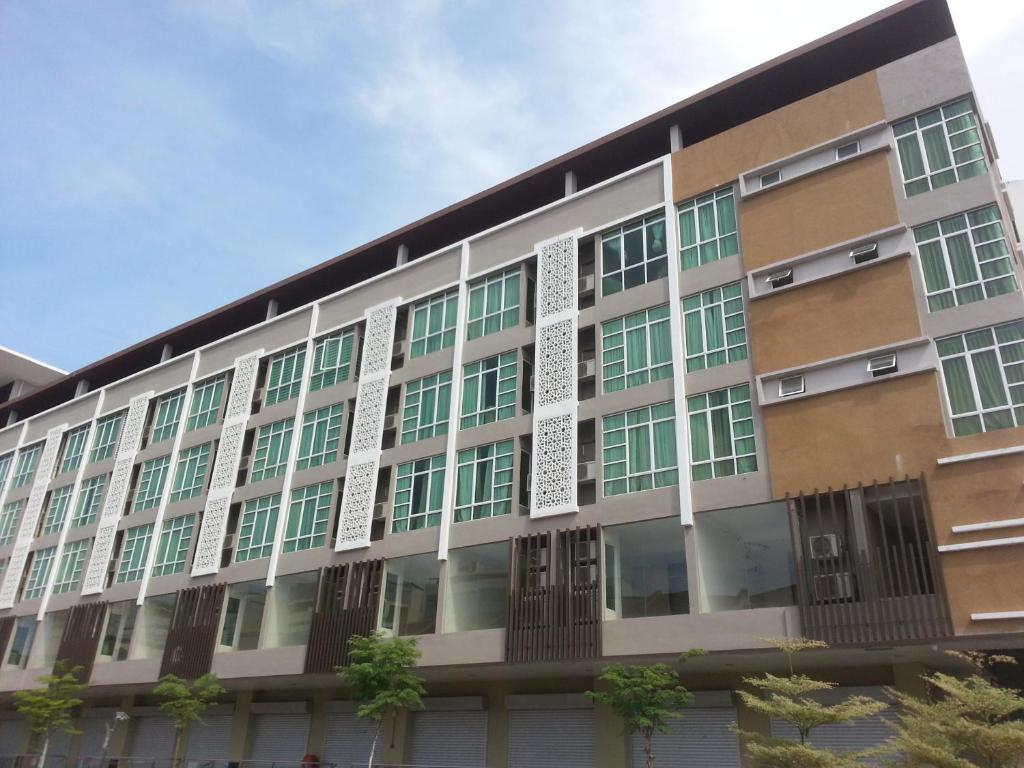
[262,571,317,648]
[454,440,514,522]
[236,494,281,562]
[893,98,987,196]
[132,594,175,660]
[296,404,343,471]
[381,553,440,637]
[601,305,673,392]
[604,517,688,619]
[265,346,307,406]
[116,524,154,583]
[72,475,107,527]
[151,390,186,444]
[5,616,36,669]
[0,453,13,492]
[677,187,739,270]
[134,455,171,512]
[169,443,212,502]
[401,371,452,444]
[53,539,89,594]
[250,418,293,482]
[461,352,517,429]
[687,384,757,480]
[914,205,1018,311]
[22,546,57,601]
[97,601,137,662]
[392,455,445,533]
[0,500,23,545]
[445,543,509,632]
[218,581,266,651]
[602,403,679,497]
[90,413,123,462]
[410,290,458,358]
[283,482,332,553]
[60,425,91,474]
[26,611,67,670]
[697,502,796,612]
[682,282,748,371]
[309,329,356,391]
[12,445,42,488]
[152,515,194,577]
[601,213,668,295]
[42,485,74,535]
[467,267,520,339]
[937,320,1024,436]
[187,376,226,431]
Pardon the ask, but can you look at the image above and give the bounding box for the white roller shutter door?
[630,706,741,768]
[509,709,594,768]
[408,710,487,768]
[129,717,177,761]
[186,714,233,764]
[771,686,893,764]
[248,713,311,763]
[322,713,376,768]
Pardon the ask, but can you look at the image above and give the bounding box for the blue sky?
[2,0,1022,373]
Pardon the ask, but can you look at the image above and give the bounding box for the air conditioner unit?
[766,269,794,289]
[578,274,596,294]
[237,455,251,471]
[528,375,535,392]
[778,375,805,397]
[760,170,782,188]
[867,353,898,377]
[372,502,386,519]
[812,572,854,602]
[383,413,397,430]
[577,461,597,482]
[221,533,236,551]
[836,140,861,161]
[577,358,596,380]
[392,341,404,357]
[850,242,879,264]
[809,533,840,559]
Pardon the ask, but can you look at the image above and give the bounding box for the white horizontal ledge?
[971,610,1024,622]
[952,517,1024,534]
[937,444,1024,466]
[938,535,1024,553]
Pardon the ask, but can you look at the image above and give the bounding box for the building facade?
[1,0,1023,766]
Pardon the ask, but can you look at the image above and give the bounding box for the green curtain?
[689,413,710,462]
[716,195,737,236]
[697,201,715,241]
[628,425,651,474]
[461,374,479,418]
[945,233,978,286]
[652,419,676,468]
[412,305,428,340]
[429,468,445,511]
[678,210,696,248]
[703,305,725,352]
[710,407,732,458]
[420,387,437,429]
[918,242,950,292]
[625,326,648,375]
[476,460,493,503]
[921,125,952,171]
[649,321,672,366]
[941,358,976,414]
[505,272,520,309]
[897,136,926,180]
[684,311,703,355]
[971,350,1008,408]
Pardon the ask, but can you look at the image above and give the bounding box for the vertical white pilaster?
[0,422,28,522]
[136,352,201,604]
[436,243,471,560]
[37,391,106,618]
[190,350,264,577]
[529,229,583,518]
[661,156,694,526]
[335,299,401,551]
[265,307,319,586]
[80,391,153,596]
[0,424,66,608]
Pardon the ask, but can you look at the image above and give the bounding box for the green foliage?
[883,652,1024,767]
[337,632,426,724]
[153,673,225,731]
[12,661,86,747]
[735,637,886,767]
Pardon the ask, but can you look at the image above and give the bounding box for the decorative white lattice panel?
[335,299,400,551]
[530,232,580,518]
[191,351,263,577]
[0,426,65,608]
[81,393,152,596]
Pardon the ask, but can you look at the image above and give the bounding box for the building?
[1,0,1023,765]
[0,347,65,406]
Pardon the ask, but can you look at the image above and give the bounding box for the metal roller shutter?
[129,717,177,761]
[771,686,893,765]
[248,713,311,763]
[186,714,233,763]
[509,709,594,768]
[408,710,487,768]
[630,706,741,768]
[46,729,73,763]
[322,713,376,768]
[77,718,109,760]
[0,720,27,754]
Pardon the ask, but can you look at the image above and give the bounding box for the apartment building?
[0,0,1022,766]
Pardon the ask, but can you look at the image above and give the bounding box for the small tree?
[153,673,225,767]
[337,632,426,768]
[735,637,888,767]
[585,650,706,768]
[883,651,1024,767]
[13,661,86,768]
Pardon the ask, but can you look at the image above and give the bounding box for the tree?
[337,632,426,768]
[735,637,888,767]
[13,661,86,768]
[585,650,706,768]
[883,651,1024,767]
[153,673,225,767]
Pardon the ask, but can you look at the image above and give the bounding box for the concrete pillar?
[378,708,409,765]
[160,344,174,363]
[893,662,929,699]
[594,677,628,768]
[734,687,771,768]
[266,299,279,321]
[228,690,254,760]
[485,684,510,768]
[307,690,330,758]
[669,124,683,153]
[109,695,134,757]
[565,170,578,197]
[396,244,410,267]
[75,380,91,397]
[5,411,18,427]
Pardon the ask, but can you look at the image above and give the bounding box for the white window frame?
[116,524,154,583]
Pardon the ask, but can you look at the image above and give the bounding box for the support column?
[228,691,254,761]
[594,677,628,768]
[734,686,771,768]
[307,690,330,758]
[485,684,510,768]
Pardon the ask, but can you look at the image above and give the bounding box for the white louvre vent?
[836,140,861,160]
[778,375,805,397]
